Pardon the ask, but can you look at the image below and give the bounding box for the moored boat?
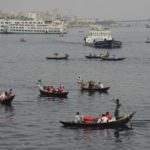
[0,95,15,105]
[60,112,135,129]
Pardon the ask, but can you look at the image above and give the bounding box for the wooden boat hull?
[60,112,135,129]
[101,57,126,61]
[85,56,101,59]
[94,40,122,49]
[81,87,110,92]
[0,95,15,105]
[39,89,69,98]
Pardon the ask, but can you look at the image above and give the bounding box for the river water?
[0,27,150,150]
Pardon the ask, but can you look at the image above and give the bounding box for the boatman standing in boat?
[113,98,122,120]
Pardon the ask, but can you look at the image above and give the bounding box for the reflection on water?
[0,104,14,114]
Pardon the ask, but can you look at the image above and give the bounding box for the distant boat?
[85,54,101,59]
[20,38,26,42]
[0,19,67,34]
[84,25,122,49]
[101,57,126,61]
[46,53,69,60]
[145,37,150,43]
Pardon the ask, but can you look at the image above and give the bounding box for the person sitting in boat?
[88,81,95,89]
[113,98,122,120]
[100,114,108,123]
[89,53,92,56]
[112,54,117,59]
[74,112,81,123]
[105,51,109,58]
[8,89,14,97]
[105,112,112,120]
[0,91,7,101]
[98,82,104,89]
[58,84,65,93]
[97,114,102,123]
[43,86,47,90]
[47,86,53,92]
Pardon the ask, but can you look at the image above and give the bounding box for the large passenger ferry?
[84,25,122,48]
[0,19,67,34]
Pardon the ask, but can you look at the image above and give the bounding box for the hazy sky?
[0,0,150,20]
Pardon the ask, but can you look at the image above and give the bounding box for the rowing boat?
[60,112,135,129]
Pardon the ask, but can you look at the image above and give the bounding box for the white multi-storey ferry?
[0,19,67,34]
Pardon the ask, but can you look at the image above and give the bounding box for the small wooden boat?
[101,57,126,61]
[77,80,110,93]
[81,86,110,92]
[85,55,101,59]
[39,88,69,98]
[37,80,69,98]
[60,112,135,129]
[46,53,69,60]
[0,95,15,105]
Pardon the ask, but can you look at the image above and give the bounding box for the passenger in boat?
[0,92,7,101]
[105,51,109,58]
[43,86,47,90]
[58,84,65,93]
[112,54,117,59]
[97,114,102,123]
[114,98,122,120]
[98,82,104,89]
[74,112,81,123]
[51,86,57,92]
[8,89,13,97]
[89,53,92,56]
[88,81,95,89]
[5,91,8,97]
[100,114,108,123]
[47,86,52,92]
[105,112,112,120]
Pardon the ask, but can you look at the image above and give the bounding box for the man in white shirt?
[100,114,108,123]
[74,112,81,123]
[98,82,104,89]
